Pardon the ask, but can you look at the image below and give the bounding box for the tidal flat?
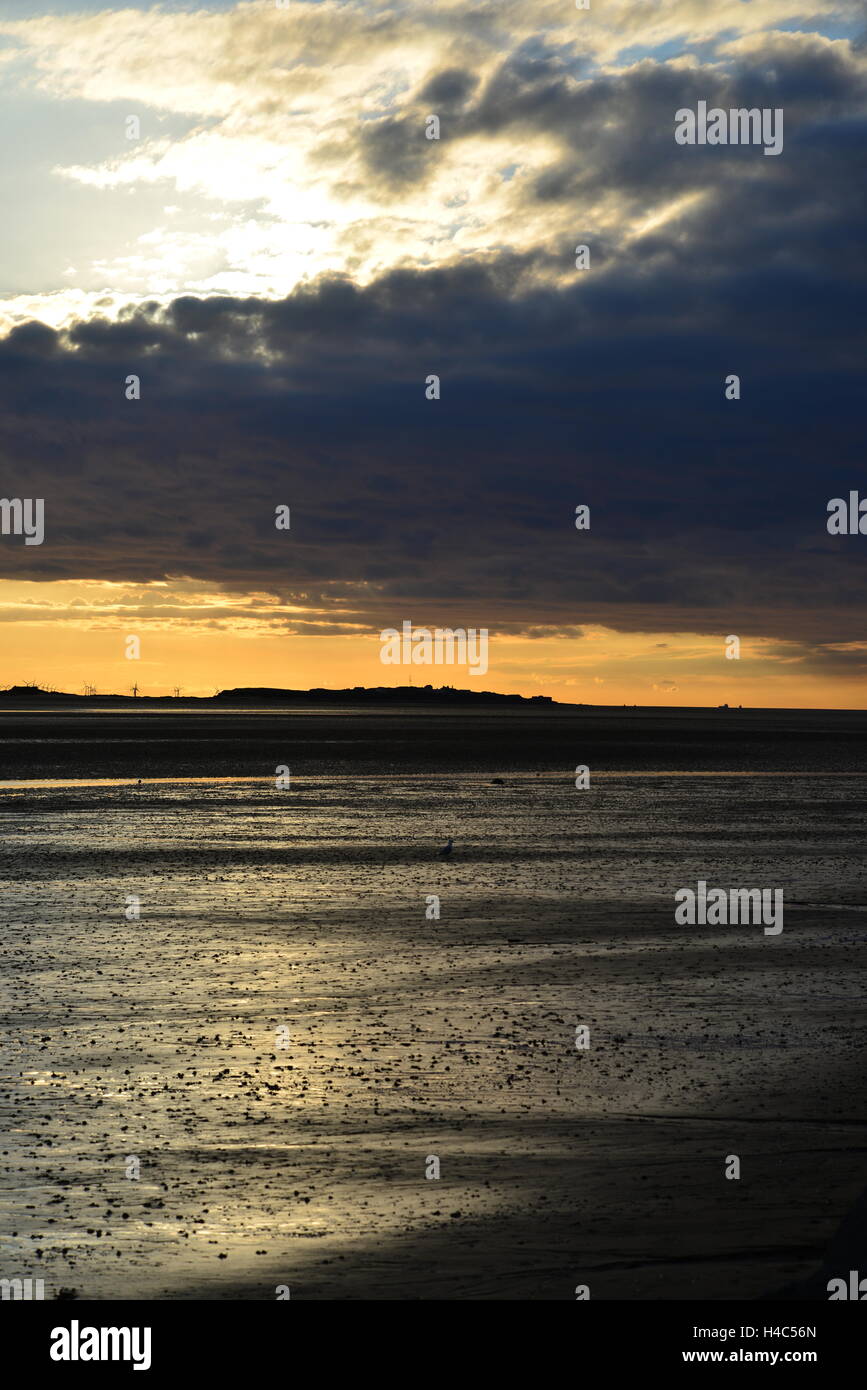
[1,707,866,1299]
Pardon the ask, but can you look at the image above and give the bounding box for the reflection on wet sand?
[2,769,865,1298]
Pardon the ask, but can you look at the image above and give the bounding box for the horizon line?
[0,684,865,714]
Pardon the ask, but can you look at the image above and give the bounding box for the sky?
[0,0,864,704]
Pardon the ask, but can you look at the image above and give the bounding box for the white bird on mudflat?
[438,837,453,858]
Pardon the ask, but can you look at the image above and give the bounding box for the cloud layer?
[0,2,865,686]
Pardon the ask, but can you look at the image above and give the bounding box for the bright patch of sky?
[1,0,863,328]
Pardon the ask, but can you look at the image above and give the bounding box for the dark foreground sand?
[1,712,866,1299]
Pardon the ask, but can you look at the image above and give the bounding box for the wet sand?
[0,703,866,780]
[2,743,866,1300]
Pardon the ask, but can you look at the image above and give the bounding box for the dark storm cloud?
[418,68,479,108]
[357,30,866,209]
[0,34,864,663]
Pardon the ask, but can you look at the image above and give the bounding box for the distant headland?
[0,683,556,707]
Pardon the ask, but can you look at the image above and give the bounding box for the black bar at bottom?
[6,1298,863,1377]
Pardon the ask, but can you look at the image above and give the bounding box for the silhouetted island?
[0,683,556,707]
[215,686,555,706]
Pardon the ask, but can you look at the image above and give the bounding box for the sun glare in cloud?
[0,0,857,328]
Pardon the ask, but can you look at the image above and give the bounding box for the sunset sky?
[0,0,864,705]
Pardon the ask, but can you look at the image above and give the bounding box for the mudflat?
[1,709,865,1299]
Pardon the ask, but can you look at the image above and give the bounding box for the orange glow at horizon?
[0,579,863,710]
